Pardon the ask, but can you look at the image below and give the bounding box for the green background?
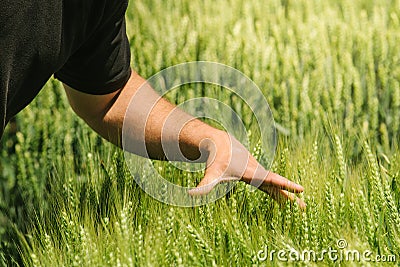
[1,0,399,265]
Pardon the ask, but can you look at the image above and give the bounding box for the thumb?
[188,172,219,196]
[188,171,240,196]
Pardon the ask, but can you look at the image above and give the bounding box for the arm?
[63,70,305,207]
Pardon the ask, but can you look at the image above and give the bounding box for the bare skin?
[64,70,306,208]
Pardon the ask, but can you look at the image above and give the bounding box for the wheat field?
[0,0,399,266]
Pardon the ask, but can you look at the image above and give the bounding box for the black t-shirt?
[0,0,132,137]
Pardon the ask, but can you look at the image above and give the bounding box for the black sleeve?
[55,2,131,95]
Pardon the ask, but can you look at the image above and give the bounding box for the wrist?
[197,129,232,168]
[199,129,226,152]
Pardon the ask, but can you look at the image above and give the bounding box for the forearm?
[64,71,305,206]
[66,71,224,161]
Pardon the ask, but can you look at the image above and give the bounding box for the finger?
[279,190,307,210]
[261,171,304,193]
[187,169,223,196]
[263,186,306,210]
[188,171,240,196]
[243,162,304,193]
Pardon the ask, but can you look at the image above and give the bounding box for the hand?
[64,73,305,209]
[188,132,306,209]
